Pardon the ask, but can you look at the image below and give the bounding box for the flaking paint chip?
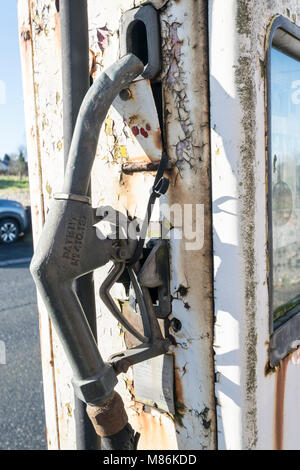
[65,403,72,417]
[46,182,52,195]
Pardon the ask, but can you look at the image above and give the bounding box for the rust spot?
[122,161,161,174]
[54,10,61,50]
[176,284,189,297]
[21,29,31,41]
[125,378,135,401]
[274,356,288,450]
[174,365,186,427]
[128,114,139,127]
[87,393,128,437]
[264,360,277,377]
[153,128,162,151]
[120,171,153,217]
[89,49,97,81]
[132,404,175,450]
[126,155,152,164]
[199,406,212,430]
[119,301,143,350]
[265,346,300,377]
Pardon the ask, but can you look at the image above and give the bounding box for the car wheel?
[0,218,20,244]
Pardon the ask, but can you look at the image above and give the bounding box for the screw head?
[119,88,132,101]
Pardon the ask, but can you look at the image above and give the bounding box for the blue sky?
[0,1,26,158]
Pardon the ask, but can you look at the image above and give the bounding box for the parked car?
[0,199,30,244]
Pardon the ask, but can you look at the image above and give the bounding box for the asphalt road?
[0,233,47,450]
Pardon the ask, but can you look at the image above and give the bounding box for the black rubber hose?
[62,54,143,196]
[59,2,144,452]
[101,424,140,451]
[60,0,98,450]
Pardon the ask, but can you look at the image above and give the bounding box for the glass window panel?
[271,47,300,326]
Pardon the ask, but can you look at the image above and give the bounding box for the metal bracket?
[138,239,171,319]
[120,5,161,80]
[99,239,171,374]
[133,354,175,414]
[109,341,170,375]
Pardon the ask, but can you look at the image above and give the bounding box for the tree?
[16,147,28,179]
[3,154,10,165]
[5,147,28,177]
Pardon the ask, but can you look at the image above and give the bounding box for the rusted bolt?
[177,285,189,297]
[113,358,132,374]
[119,88,132,101]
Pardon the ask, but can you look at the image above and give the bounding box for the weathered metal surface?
[160,0,216,449]
[133,354,175,414]
[18,0,76,450]
[273,347,300,450]
[210,0,300,450]
[20,0,300,451]
[86,392,128,437]
[20,0,215,450]
[90,0,215,451]
[120,5,161,80]
[18,0,60,450]
[112,80,162,163]
[131,403,178,450]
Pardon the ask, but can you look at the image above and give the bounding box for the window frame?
[267,16,300,366]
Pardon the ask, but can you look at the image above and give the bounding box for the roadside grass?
[0,175,29,193]
[0,175,30,206]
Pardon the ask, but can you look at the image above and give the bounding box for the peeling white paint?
[210,0,300,451]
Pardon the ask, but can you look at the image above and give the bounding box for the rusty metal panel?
[210,0,300,450]
[89,0,216,450]
[18,0,59,449]
[112,80,162,163]
[19,0,216,450]
[19,0,300,451]
[133,354,175,414]
[18,0,76,449]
